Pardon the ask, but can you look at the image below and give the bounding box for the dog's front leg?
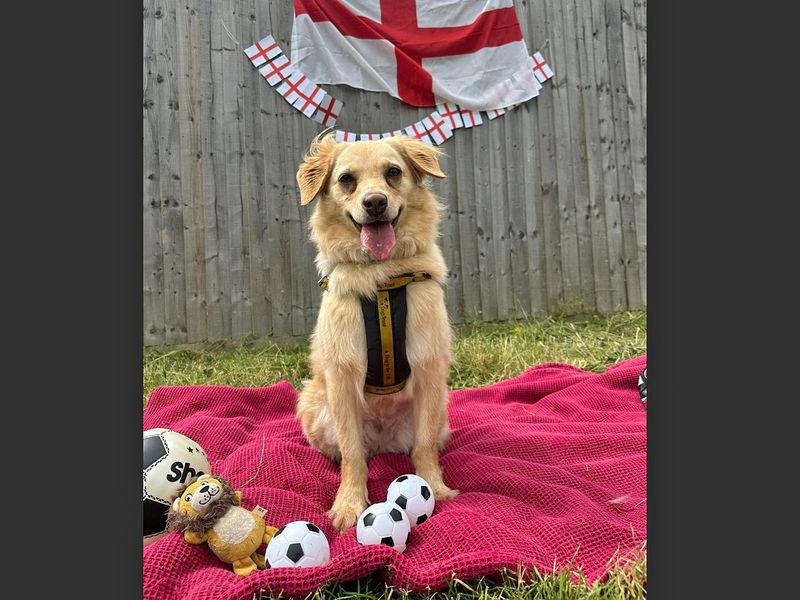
[407,282,459,501]
[325,365,370,531]
[410,361,459,501]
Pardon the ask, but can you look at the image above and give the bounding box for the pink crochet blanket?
[143,356,646,599]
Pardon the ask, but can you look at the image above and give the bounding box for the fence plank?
[489,118,511,321]
[530,2,564,312]
[546,0,582,309]
[621,0,647,306]
[238,0,271,338]
[175,0,209,342]
[575,0,613,313]
[432,147,462,324]
[143,0,165,346]
[471,121,498,322]
[520,102,548,316]
[606,0,642,309]
[505,108,531,318]
[453,129,482,321]
[591,0,627,310]
[562,0,597,312]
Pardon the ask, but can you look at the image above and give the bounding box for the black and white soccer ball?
[356,501,411,552]
[265,520,330,567]
[638,368,647,405]
[143,428,210,540]
[386,474,434,527]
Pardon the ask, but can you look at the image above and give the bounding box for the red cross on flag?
[404,120,434,145]
[291,0,541,110]
[381,130,404,138]
[244,35,281,67]
[531,51,554,83]
[422,111,453,145]
[276,71,309,106]
[436,102,463,130]
[259,55,295,87]
[359,133,381,141]
[486,107,507,120]
[311,96,344,126]
[292,79,327,117]
[459,107,483,128]
[334,130,357,142]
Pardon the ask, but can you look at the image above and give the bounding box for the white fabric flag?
[291,0,541,110]
[359,133,381,141]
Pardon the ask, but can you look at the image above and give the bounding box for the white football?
[266,521,330,568]
[143,428,210,539]
[386,474,435,527]
[356,501,411,552]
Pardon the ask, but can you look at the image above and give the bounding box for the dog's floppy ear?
[390,136,446,180]
[297,134,339,205]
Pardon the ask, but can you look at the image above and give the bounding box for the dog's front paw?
[431,482,459,501]
[327,498,366,531]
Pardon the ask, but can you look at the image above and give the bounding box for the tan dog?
[295,134,458,531]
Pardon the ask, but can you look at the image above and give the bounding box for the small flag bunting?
[244,35,281,67]
[422,111,454,145]
[292,79,327,117]
[259,55,294,87]
[459,108,483,128]
[404,121,434,146]
[531,51,554,83]
[311,96,343,127]
[437,102,464,130]
[334,130,357,142]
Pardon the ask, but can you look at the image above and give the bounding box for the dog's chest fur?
[362,387,416,454]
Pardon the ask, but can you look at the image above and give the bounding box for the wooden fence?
[143,0,646,347]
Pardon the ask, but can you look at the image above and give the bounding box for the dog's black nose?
[199,485,209,494]
[362,193,387,217]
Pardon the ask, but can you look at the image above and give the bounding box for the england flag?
[291,0,541,110]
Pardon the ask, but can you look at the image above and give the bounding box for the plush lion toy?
[166,474,278,576]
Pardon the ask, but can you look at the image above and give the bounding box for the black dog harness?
[318,272,432,395]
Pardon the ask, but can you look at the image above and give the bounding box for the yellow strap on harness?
[376,290,395,386]
[317,272,432,291]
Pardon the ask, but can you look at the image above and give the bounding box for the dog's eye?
[185,494,192,501]
[386,167,402,178]
[338,173,354,184]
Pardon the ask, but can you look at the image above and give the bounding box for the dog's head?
[296,134,446,264]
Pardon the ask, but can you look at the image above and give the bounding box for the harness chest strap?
[317,272,432,291]
[317,272,433,394]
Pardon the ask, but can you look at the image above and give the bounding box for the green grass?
[144,310,647,598]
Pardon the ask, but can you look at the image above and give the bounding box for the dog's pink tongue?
[360,221,396,261]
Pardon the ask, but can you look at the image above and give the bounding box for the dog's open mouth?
[349,209,402,261]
